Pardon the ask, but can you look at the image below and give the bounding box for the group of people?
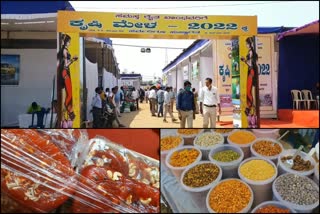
[142,78,221,128]
[91,86,125,128]
[146,86,177,123]
[169,78,221,128]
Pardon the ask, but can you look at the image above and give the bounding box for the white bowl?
[165,145,202,180]
[206,178,254,213]
[180,161,222,193]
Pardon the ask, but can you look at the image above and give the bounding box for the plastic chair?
[290,90,304,110]
[301,89,318,110]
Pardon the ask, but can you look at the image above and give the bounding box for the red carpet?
[218,109,319,128]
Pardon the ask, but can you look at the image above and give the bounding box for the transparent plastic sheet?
[36,129,89,167]
[1,129,160,213]
[73,136,160,213]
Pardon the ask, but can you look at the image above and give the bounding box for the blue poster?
[1,55,20,85]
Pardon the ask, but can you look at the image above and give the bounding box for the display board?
[57,11,257,39]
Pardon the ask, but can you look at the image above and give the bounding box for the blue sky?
[70,1,319,80]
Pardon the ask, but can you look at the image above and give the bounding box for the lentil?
[169,149,199,167]
[194,133,223,148]
[160,136,181,151]
[240,159,275,181]
[209,180,251,213]
[229,131,256,144]
[212,150,240,162]
[253,140,282,156]
[183,163,219,187]
[255,205,290,213]
[275,174,319,205]
[214,129,234,134]
[281,155,314,171]
[177,129,201,135]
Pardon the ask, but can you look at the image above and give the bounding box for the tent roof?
[1,1,74,14]
[162,27,294,73]
[1,1,112,46]
[278,20,319,40]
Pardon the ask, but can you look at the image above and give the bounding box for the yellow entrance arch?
[57,10,259,128]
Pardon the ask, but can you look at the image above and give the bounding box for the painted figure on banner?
[240,37,258,128]
[57,34,78,128]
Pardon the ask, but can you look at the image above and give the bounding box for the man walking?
[149,86,157,116]
[157,86,165,117]
[199,77,221,128]
[91,87,103,128]
[163,87,177,123]
[177,81,195,128]
[109,87,126,127]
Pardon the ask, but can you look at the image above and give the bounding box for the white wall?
[85,58,98,122]
[103,69,118,90]
[199,56,214,88]
[177,65,184,92]
[1,49,56,127]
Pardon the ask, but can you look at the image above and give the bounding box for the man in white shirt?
[199,78,221,128]
[91,87,103,128]
[108,87,125,127]
[163,87,177,123]
[148,86,157,116]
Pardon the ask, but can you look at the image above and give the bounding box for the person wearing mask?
[163,87,177,123]
[157,86,165,117]
[169,87,175,114]
[177,81,195,128]
[109,87,125,127]
[91,87,103,128]
[199,77,221,128]
[149,86,157,116]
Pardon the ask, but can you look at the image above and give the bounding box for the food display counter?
[160,129,319,213]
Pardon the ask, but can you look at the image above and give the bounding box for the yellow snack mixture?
[169,149,199,167]
[177,129,201,135]
[240,159,275,181]
[229,131,256,144]
[161,136,181,151]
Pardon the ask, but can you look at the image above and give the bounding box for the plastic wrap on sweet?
[37,129,87,160]
[72,165,160,213]
[73,140,160,213]
[1,129,76,213]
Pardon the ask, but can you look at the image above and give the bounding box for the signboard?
[57,33,80,128]
[57,11,257,39]
[239,36,260,128]
[216,40,233,108]
[256,36,273,110]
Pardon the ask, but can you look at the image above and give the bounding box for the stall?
[162,27,293,119]
[1,1,120,128]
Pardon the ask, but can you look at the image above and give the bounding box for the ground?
[116,101,313,128]
[119,101,233,128]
